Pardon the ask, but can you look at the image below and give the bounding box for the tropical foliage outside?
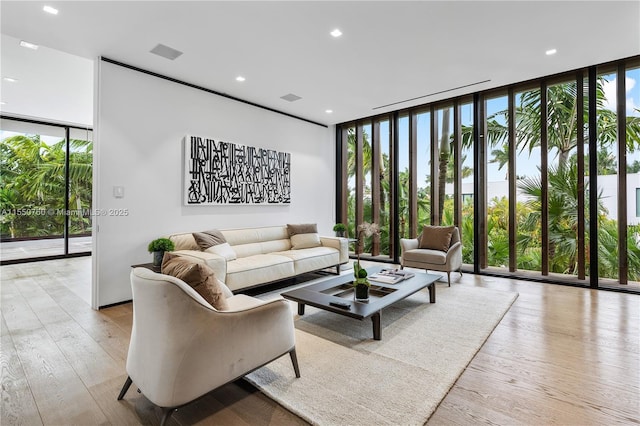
[0,134,93,239]
[346,73,640,282]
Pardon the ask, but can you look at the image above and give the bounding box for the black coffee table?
[281,266,439,340]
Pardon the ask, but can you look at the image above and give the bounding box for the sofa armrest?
[320,236,349,264]
[172,250,228,282]
[400,238,419,254]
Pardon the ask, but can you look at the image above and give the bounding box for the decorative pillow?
[161,253,229,310]
[205,242,237,261]
[192,229,227,250]
[419,225,455,252]
[287,223,318,237]
[291,233,321,250]
[169,233,199,251]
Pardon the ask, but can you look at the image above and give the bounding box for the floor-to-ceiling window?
[337,55,640,293]
[626,65,640,287]
[460,101,475,267]
[0,116,92,263]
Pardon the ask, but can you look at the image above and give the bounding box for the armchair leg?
[459,268,463,277]
[447,272,451,287]
[289,348,301,378]
[117,376,132,400]
[160,408,175,426]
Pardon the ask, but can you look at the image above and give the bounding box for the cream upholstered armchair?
[117,268,300,425]
[400,225,463,286]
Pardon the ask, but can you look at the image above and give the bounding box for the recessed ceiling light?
[330,29,342,38]
[43,5,58,15]
[235,76,246,82]
[3,77,18,83]
[325,109,333,114]
[546,48,557,55]
[19,40,39,50]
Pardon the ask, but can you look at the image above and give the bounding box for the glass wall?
[627,66,640,286]
[460,102,474,265]
[0,117,92,262]
[514,87,542,274]
[415,110,431,228]
[337,55,640,293]
[397,114,410,239]
[376,118,391,257]
[485,94,509,271]
[436,106,454,226]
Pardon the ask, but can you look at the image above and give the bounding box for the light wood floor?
[1,258,638,425]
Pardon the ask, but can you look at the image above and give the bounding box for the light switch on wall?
[113,186,125,198]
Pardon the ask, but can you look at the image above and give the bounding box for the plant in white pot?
[147,237,175,267]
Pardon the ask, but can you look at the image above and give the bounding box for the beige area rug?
[246,283,518,426]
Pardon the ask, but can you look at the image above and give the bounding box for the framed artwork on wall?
[184,135,291,205]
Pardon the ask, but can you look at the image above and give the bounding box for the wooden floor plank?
[0,316,43,426]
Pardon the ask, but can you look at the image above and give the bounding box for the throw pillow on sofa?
[205,242,237,260]
[192,229,227,250]
[161,252,229,310]
[287,223,322,249]
[193,229,237,260]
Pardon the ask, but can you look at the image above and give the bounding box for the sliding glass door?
[0,117,92,262]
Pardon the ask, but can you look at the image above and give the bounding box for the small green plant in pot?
[332,223,347,237]
[148,237,175,267]
[353,262,370,301]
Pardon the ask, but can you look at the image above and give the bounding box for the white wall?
[94,60,335,307]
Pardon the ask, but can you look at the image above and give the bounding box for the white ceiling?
[1,1,639,127]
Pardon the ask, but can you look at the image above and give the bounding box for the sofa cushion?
[403,248,447,265]
[419,225,455,252]
[290,232,321,249]
[287,223,318,236]
[225,254,294,291]
[276,247,340,275]
[193,229,227,250]
[205,242,237,261]
[161,253,229,310]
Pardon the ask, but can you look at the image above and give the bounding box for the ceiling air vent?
[280,93,302,102]
[150,44,183,60]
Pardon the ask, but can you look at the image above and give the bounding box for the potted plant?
[353,261,370,302]
[148,237,175,267]
[333,223,347,237]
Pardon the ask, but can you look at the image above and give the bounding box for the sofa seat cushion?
[403,249,447,265]
[225,254,294,291]
[224,294,266,311]
[276,247,340,275]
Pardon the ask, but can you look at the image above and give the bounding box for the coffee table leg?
[372,312,381,340]
[429,283,436,303]
[298,303,306,315]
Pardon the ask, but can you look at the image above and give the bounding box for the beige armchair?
[117,268,300,425]
[400,226,463,286]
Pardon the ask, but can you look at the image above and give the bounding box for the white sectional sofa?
[168,225,348,292]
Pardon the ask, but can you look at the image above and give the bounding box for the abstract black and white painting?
[184,135,291,205]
